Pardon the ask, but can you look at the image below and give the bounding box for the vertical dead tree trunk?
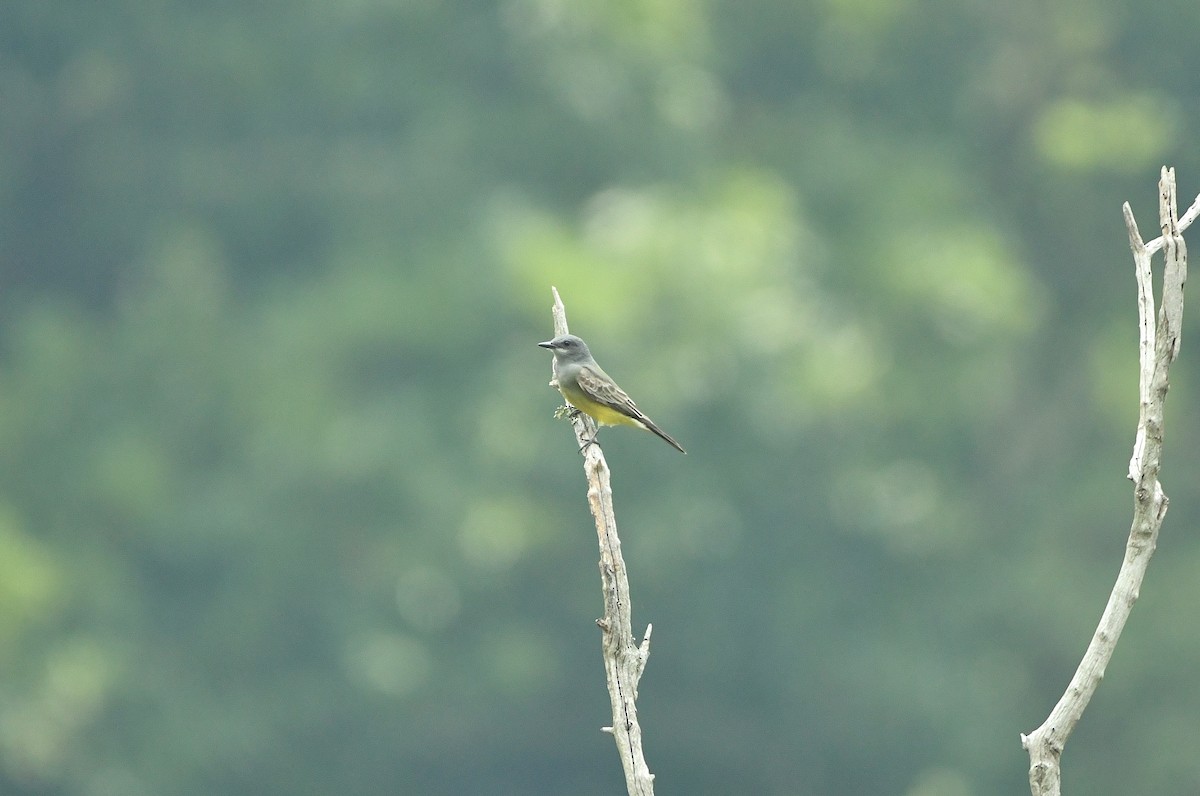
[1021,167,1197,795]
[545,287,655,795]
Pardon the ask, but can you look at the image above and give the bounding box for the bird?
[538,333,686,454]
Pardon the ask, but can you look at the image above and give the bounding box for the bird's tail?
[641,417,686,454]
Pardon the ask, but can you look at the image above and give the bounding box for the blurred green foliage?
[2,1,1200,794]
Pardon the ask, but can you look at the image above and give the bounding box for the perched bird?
[538,334,686,454]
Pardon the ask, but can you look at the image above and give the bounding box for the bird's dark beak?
[537,340,555,349]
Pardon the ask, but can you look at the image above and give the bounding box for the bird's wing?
[576,365,644,420]
[577,363,686,453]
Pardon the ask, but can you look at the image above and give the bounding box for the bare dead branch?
[1021,167,1191,795]
[548,287,655,795]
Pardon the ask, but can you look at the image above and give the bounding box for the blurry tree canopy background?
[1,1,1199,794]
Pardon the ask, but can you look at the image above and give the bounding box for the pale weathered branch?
[548,287,655,795]
[1021,167,1191,796]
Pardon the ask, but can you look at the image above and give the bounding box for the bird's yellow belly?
[561,386,640,428]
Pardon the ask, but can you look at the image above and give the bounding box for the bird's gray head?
[537,334,593,364]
